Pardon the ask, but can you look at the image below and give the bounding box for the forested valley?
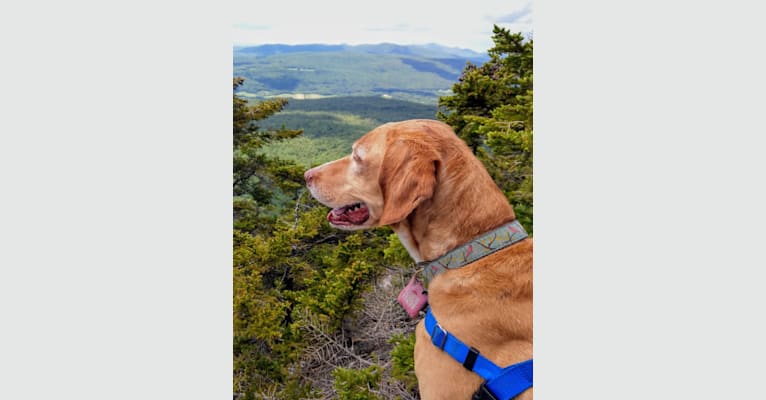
[233,27,533,399]
[256,96,438,166]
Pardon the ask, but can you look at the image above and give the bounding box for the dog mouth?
[328,202,370,226]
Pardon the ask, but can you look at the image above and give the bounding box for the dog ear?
[378,139,438,225]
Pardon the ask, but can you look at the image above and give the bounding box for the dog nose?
[304,168,316,185]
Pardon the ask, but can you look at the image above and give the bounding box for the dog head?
[304,120,444,230]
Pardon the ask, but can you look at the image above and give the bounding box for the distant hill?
[236,44,348,56]
[235,42,485,59]
[256,95,440,167]
[233,43,489,104]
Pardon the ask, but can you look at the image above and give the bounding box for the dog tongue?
[347,205,369,224]
[328,204,369,225]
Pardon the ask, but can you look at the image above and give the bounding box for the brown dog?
[304,119,532,399]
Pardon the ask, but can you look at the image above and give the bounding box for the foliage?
[333,365,383,400]
[382,234,412,269]
[294,231,385,329]
[233,77,304,234]
[232,195,388,398]
[437,26,534,234]
[389,333,418,392]
[265,96,438,126]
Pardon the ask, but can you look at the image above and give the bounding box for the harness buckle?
[430,322,448,350]
[472,381,499,400]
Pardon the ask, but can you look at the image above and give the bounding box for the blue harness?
[425,308,533,399]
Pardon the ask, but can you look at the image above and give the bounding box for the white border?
[536,0,766,398]
[0,1,231,398]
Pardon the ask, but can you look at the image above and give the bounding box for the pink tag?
[397,275,428,318]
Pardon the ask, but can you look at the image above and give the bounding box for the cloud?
[495,2,533,24]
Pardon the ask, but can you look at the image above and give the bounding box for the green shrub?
[332,365,383,400]
[382,233,412,268]
[389,333,418,391]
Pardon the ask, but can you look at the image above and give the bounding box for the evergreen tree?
[437,27,533,233]
[233,78,402,399]
[233,77,304,233]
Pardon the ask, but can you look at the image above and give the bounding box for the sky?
[232,0,532,53]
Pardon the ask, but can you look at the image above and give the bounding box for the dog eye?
[353,153,362,163]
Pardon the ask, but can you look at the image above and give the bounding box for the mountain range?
[234,43,485,58]
[233,43,490,104]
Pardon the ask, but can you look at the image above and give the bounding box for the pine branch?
[301,314,376,368]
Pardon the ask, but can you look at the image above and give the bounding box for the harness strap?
[425,308,533,399]
[484,359,533,400]
[426,309,503,378]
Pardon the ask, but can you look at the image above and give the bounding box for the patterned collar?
[417,220,528,285]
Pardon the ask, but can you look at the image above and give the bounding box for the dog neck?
[391,172,516,263]
[391,219,425,262]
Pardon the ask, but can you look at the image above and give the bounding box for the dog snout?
[304,167,317,185]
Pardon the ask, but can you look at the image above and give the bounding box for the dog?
[304,119,532,399]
